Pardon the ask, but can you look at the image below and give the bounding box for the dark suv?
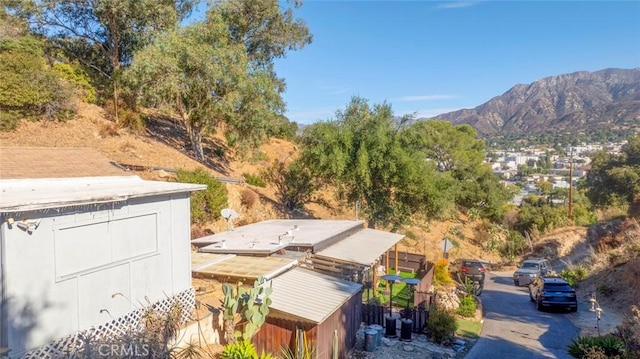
[529,276,578,312]
[451,259,487,284]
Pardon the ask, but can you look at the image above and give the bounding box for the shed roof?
[314,228,405,265]
[0,147,126,179]
[266,268,362,324]
[0,176,205,212]
[192,254,298,281]
[193,219,365,255]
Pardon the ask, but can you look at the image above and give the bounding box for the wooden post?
[372,261,377,298]
[394,244,399,274]
[385,250,390,292]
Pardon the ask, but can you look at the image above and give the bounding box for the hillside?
[434,68,640,136]
[0,103,502,263]
[2,101,639,343]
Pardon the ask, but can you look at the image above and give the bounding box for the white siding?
[2,193,193,355]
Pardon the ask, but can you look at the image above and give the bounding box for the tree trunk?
[112,80,119,123]
[189,126,205,163]
[223,318,236,345]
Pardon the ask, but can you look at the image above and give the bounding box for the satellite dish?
[221,208,239,220]
[220,208,239,231]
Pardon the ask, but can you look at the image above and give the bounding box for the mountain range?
[431,68,640,137]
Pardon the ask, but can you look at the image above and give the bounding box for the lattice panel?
[17,287,195,359]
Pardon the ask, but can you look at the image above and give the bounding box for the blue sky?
[268,0,640,124]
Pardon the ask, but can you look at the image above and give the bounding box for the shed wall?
[2,193,192,355]
[252,291,362,358]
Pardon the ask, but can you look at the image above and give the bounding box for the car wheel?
[514,279,519,286]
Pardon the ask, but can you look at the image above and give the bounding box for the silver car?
[513,258,552,286]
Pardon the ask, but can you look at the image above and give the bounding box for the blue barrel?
[364,329,377,352]
[369,324,383,346]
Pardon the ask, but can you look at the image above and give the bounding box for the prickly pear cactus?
[221,277,273,343]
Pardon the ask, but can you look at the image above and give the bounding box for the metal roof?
[315,228,405,265]
[0,176,206,212]
[266,268,362,324]
[193,219,365,255]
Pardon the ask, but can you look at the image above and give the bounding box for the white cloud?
[394,95,459,102]
[436,1,477,9]
[399,107,463,119]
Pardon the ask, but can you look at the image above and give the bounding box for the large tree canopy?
[585,134,640,208]
[401,120,510,219]
[123,15,247,162]
[8,0,197,119]
[298,97,456,230]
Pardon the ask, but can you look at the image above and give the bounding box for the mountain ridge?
[431,68,640,136]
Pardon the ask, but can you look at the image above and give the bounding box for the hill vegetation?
[2,1,640,356]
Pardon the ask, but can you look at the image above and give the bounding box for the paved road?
[464,271,580,359]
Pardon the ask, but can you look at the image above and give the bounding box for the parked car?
[451,258,487,284]
[512,258,552,286]
[529,276,578,312]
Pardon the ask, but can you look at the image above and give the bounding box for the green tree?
[402,120,509,220]
[175,168,228,225]
[208,0,311,150]
[261,159,318,213]
[585,134,640,208]
[9,0,196,120]
[123,17,247,162]
[0,23,75,130]
[298,97,455,230]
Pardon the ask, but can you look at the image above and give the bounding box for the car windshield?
[521,262,539,269]
[463,261,482,267]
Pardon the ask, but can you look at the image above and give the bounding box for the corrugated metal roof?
[266,268,362,324]
[0,176,206,212]
[0,147,127,179]
[315,228,405,265]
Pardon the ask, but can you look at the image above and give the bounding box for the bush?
[243,172,266,187]
[457,296,477,318]
[567,335,624,358]
[561,264,589,288]
[433,259,453,286]
[0,35,76,127]
[221,341,274,359]
[175,168,228,225]
[240,189,259,209]
[426,308,458,344]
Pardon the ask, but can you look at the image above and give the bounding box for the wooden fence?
[382,251,427,273]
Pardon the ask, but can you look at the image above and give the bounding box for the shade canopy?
[402,278,421,285]
[380,274,403,281]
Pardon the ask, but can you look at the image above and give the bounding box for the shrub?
[53,62,97,104]
[426,308,458,344]
[567,335,624,358]
[561,264,589,288]
[221,340,274,359]
[240,189,259,209]
[243,172,266,187]
[457,296,477,318]
[175,168,228,225]
[433,259,453,286]
[0,36,76,127]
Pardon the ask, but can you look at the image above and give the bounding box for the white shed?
[0,147,205,357]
